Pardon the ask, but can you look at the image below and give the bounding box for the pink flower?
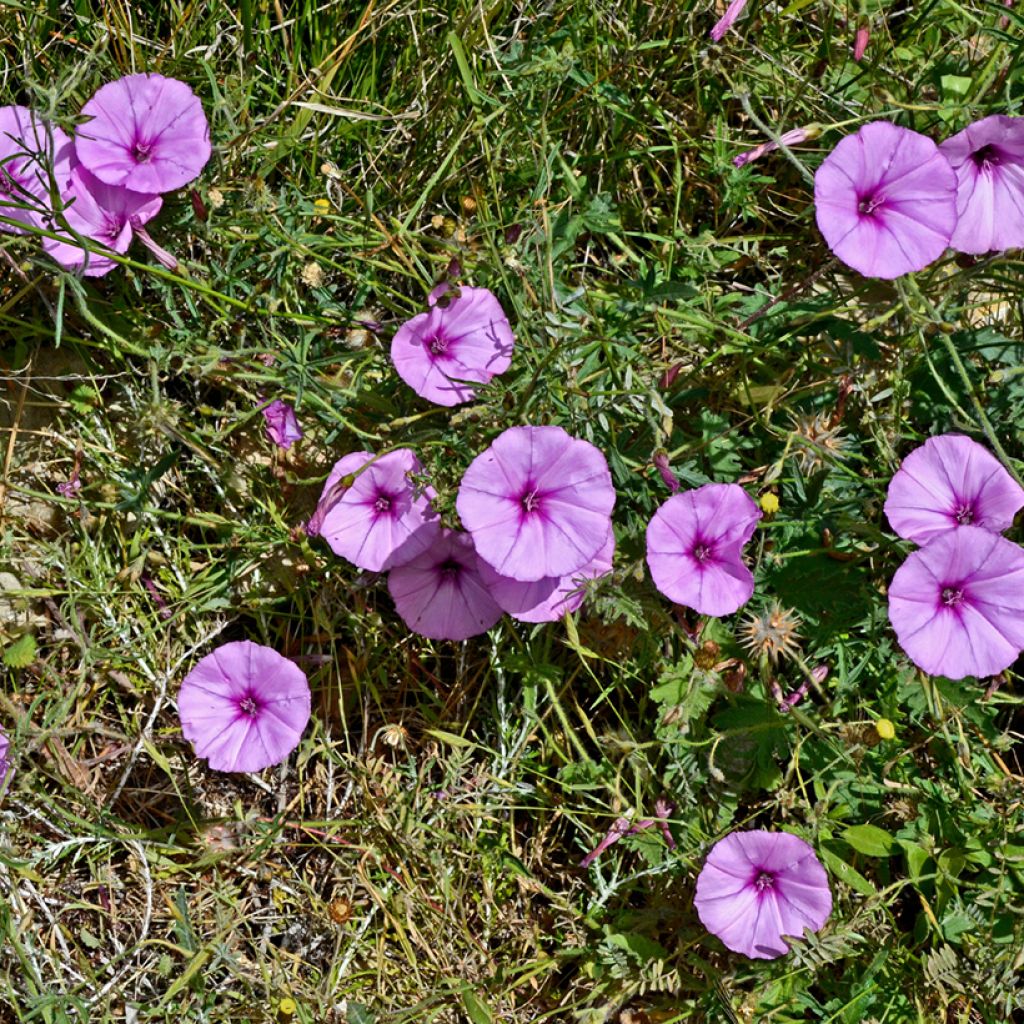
[888,526,1024,679]
[0,724,11,793]
[733,127,816,169]
[311,449,440,572]
[939,115,1024,255]
[694,830,832,959]
[390,286,514,406]
[884,434,1024,544]
[76,73,211,193]
[478,530,615,623]
[853,25,870,62]
[0,105,74,234]
[387,530,503,641]
[710,0,750,41]
[178,641,311,773]
[646,483,761,616]
[44,163,162,276]
[814,121,958,278]
[262,399,303,450]
[456,425,616,582]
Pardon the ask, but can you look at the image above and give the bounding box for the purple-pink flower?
[710,0,750,40]
[814,121,958,279]
[76,73,211,194]
[884,434,1024,545]
[646,483,761,616]
[0,724,11,793]
[733,127,815,169]
[387,530,503,641]
[44,164,162,276]
[694,830,832,960]
[262,399,303,451]
[0,105,74,234]
[478,530,615,623]
[888,526,1024,679]
[939,115,1024,255]
[390,286,514,406]
[178,640,311,773]
[311,449,440,572]
[456,425,616,582]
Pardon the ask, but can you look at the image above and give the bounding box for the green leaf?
[3,634,36,669]
[461,986,495,1024]
[819,845,877,897]
[605,930,669,962]
[898,839,931,881]
[842,824,895,858]
[347,1003,376,1024]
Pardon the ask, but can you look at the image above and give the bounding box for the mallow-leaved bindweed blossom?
[814,121,957,279]
[178,641,312,773]
[457,425,616,582]
[308,449,441,573]
[888,525,1024,680]
[262,400,303,451]
[76,73,211,193]
[44,163,162,276]
[939,115,1024,255]
[0,724,11,793]
[0,105,73,233]
[884,433,1024,544]
[387,529,503,641]
[646,483,761,616]
[694,830,832,959]
[390,285,514,406]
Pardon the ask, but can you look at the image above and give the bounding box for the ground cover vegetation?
[1,0,1024,1021]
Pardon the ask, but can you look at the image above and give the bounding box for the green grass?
[2,0,1024,1021]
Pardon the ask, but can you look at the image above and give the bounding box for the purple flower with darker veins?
[311,449,440,572]
[939,115,1024,254]
[694,830,832,960]
[390,285,514,406]
[884,434,1024,545]
[457,425,616,582]
[45,163,163,277]
[0,105,74,234]
[888,526,1024,680]
[646,483,761,616]
[814,121,957,279]
[387,530,503,641]
[75,73,211,194]
[262,399,303,450]
[178,640,311,773]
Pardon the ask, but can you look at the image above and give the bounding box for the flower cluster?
[1,73,210,276]
[815,116,1024,279]
[306,425,616,640]
[885,434,1024,679]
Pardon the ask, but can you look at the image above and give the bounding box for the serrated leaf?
[842,824,895,858]
[3,634,36,668]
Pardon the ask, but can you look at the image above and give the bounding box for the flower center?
[439,558,461,581]
[427,333,448,356]
[692,542,713,564]
[132,140,154,164]
[374,494,392,514]
[972,144,1002,169]
[239,695,260,717]
[941,586,965,608]
[858,191,886,216]
[755,871,775,891]
[521,489,541,514]
[953,503,974,525]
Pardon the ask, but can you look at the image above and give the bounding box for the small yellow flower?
[760,492,780,515]
[278,997,297,1017]
[875,718,895,740]
[313,197,331,215]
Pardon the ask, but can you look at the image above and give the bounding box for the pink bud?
[853,25,869,62]
[653,452,680,493]
[709,0,750,41]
